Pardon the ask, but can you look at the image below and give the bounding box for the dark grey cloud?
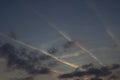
[58,64,120,79]
[0,42,56,76]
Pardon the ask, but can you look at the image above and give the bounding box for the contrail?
[60,50,84,59]
[60,52,81,59]
[60,47,109,59]
[87,1,120,46]
[0,32,86,71]
[30,7,105,66]
[106,28,120,46]
[74,41,106,66]
[49,24,72,42]
[87,1,120,48]
[51,27,106,66]
[31,7,72,42]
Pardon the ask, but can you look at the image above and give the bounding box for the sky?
[0,0,120,80]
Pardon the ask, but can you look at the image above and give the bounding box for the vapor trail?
[30,7,105,66]
[61,47,109,59]
[88,1,120,47]
[49,24,72,42]
[48,25,106,66]
[106,28,120,46]
[51,27,106,66]
[60,52,81,59]
[60,50,83,59]
[31,7,72,42]
[0,32,85,71]
[74,41,106,66]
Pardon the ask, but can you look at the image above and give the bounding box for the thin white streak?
[52,29,106,66]
[106,28,120,46]
[0,32,85,71]
[61,47,109,59]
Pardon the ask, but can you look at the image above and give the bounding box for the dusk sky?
[0,0,120,80]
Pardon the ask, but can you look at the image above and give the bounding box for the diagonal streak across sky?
[30,7,106,67]
[51,26,106,67]
[0,32,86,71]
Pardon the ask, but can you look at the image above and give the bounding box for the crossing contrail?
[49,25,103,65]
[49,24,72,42]
[87,1,120,47]
[60,50,85,59]
[50,26,106,67]
[74,41,106,66]
[60,47,109,59]
[30,7,105,66]
[0,32,85,71]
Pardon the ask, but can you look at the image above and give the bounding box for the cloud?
[58,64,115,79]
[0,43,53,76]
[110,64,120,70]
